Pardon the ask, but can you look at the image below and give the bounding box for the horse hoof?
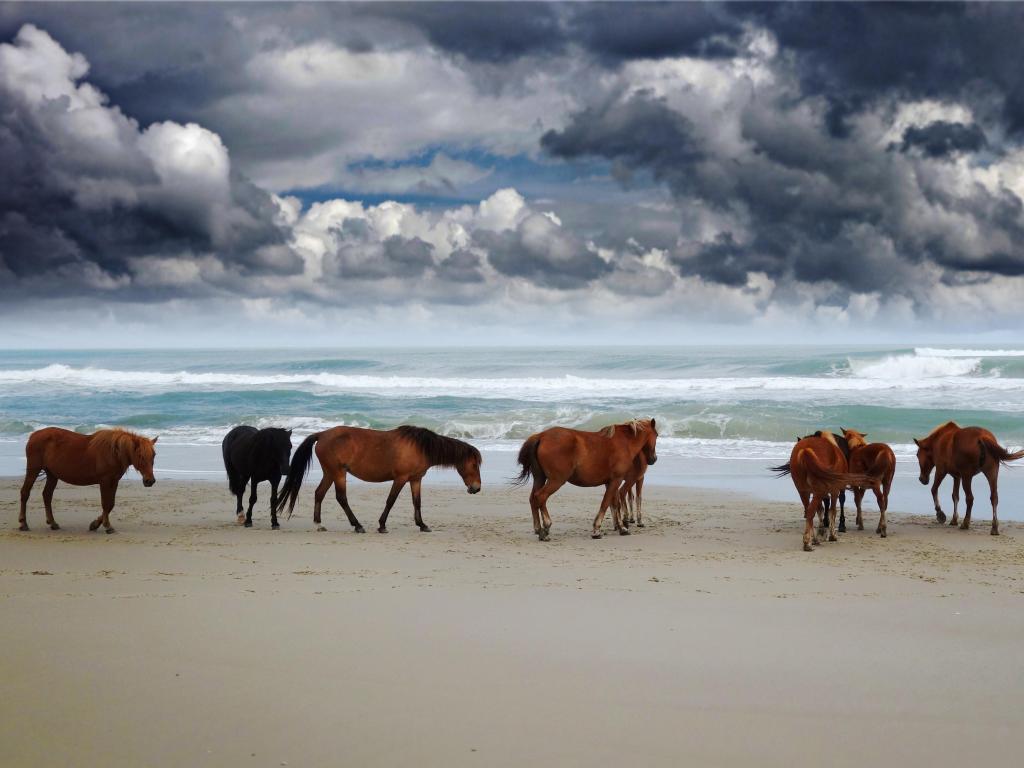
[619,528,631,536]
[354,526,365,534]
[591,532,603,539]
[272,523,280,530]
[803,542,813,552]
[89,521,100,531]
[419,526,431,533]
[991,528,1000,536]
[236,514,245,525]
[959,522,970,531]
[49,523,60,531]
[949,519,958,526]
[828,534,838,542]
[378,527,387,534]
[936,512,946,523]
[637,522,645,528]
[105,528,115,535]
[18,523,29,532]
[880,530,887,538]
[316,525,327,532]
[538,533,550,542]
[857,524,864,531]
[838,525,846,534]
[243,520,252,528]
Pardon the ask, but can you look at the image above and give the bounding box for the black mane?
[395,426,481,468]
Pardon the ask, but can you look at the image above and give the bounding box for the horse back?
[25,427,106,484]
[947,426,998,474]
[850,443,895,480]
[790,436,847,472]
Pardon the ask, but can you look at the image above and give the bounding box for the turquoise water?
[1,346,1022,517]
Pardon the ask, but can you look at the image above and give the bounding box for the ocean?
[2,346,1023,518]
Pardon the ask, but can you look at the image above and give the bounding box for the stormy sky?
[2,2,1024,346]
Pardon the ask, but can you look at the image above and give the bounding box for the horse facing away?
[275,425,481,533]
[18,427,157,533]
[841,428,896,538]
[514,419,658,541]
[222,426,293,528]
[914,421,1024,535]
[617,451,649,528]
[771,431,871,551]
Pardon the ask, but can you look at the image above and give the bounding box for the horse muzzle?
[143,478,156,488]
[467,484,481,494]
[647,455,658,465]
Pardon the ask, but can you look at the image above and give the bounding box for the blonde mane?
[817,430,839,450]
[91,428,144,465]
[842,429,868,449]
[599,419,652,438]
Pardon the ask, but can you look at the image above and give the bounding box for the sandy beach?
[1,477,1022,767]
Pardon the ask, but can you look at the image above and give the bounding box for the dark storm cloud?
[436,249,486,284]
[899,121,988,159]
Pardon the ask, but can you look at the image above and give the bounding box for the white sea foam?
[1,363,1022,400]
[915,347,1024,358]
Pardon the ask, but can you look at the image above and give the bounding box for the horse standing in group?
[514,419,658,541]
[772,431,871,551]
[222,426,293,529]
[18,427,157,533]
[840,428,896,538]
[275,425,481,533]
[914,421,1024,535]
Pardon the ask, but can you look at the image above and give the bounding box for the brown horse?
[514,419,658,541]
[914,421,1023,535]
[772,431,871,551]
[616,452,649,528]
[275,425,481,532]
[841,428,896,538]
[18,427,157,533]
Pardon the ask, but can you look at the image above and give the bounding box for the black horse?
[222,426,293,528]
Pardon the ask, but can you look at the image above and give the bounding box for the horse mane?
[395,425,481,468]
[253,427,291,448]
[599,419,652,438]
[92,428,144,464]
[925,421,959,440]
[818,430,839,450]
[843,430,868,450]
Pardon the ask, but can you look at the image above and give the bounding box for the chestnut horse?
[914,421,1023,535]
[616,452,649,528]
[275,425,481,533]
[840,428,896,538]
[772,431,871,551]
[18,427,157,533]
[514,419,658,541]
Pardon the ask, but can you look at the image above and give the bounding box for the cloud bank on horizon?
[2,2,1024,344]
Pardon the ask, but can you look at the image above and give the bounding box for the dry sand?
[1,477,1023,767]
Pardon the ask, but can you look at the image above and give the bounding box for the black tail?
[979,437,1024,468]
[512,434,541,486]
[770,461,792,478]
[223,443,244,496]
[275,433,320,519]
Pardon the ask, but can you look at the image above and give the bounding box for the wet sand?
[1,478,1022,766]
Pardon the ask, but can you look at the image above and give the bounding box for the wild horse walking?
[275,425,481,533]
[514,419,658,541]
[18,427,157,533]
[840,428,896,538]
[914,421,1024,535]
[222,426,293,528]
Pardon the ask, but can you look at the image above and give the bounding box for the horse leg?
[827,493,840,542]
[529,476,544,537]
[377,479,407,533]
[334,474,364,533]
[635,476,645,527]
[853,488,865,532]
[18,462,42,531]
[535,478,565,541]
[803,493,822,551]
[931,471,947,522]
[818,496,828,537]
[875,481,888,538]
[949,476,960,526]
[609,480,629,534]
[244,478,257,528]
[837,490,847,533]
[312,475,332,531]
[41,474,60,530]
[959,475,974,530]
[592,480,624,539]
[269,478,280,529]
[985,465,999,536]
[409,477,430,532]
[92,480,117,534]
[235,487,245,525]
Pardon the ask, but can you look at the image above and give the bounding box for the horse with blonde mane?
[18,427,158,533]
[616,451,649,528]
[914,421,1024,535]
[514,419,658,541]
[772,431,871,551]
[840,428,896,538]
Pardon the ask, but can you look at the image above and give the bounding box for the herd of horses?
[15,419,1024,549]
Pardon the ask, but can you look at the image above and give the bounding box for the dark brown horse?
[914,421,1023,535]
[275,425,481,532]
[514,419,658,541]
[616,452,649,528]
[840,428,895,538]
[18,427,157,533]
[772,431,870,551]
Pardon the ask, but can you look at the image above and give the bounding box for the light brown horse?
[18,427,157,533]
[616,452,649,528]
[914,421,1023,535]
[514,419,658,541]
[275,425,481,533]
[772,431,871,551]
[841,428,896,538]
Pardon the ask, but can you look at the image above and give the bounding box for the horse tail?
[222,441,244,496]
[512,434,541,486]
[276,432,321,519]
[770,461,792,478]
[795,448,872,493]
[979,437,1024,468]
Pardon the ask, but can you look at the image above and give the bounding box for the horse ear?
[650,418,656,430]
[287,429,293,436]
[913,438,920,446]
[152,436,159,445]
[840,426,847,434]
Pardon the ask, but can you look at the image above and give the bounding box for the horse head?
[841,428,868,450]
[642,418,658,465]
[132,435,158,487]
[913,436,934,485]
[456,449,482,494]
[276,429,293,475]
